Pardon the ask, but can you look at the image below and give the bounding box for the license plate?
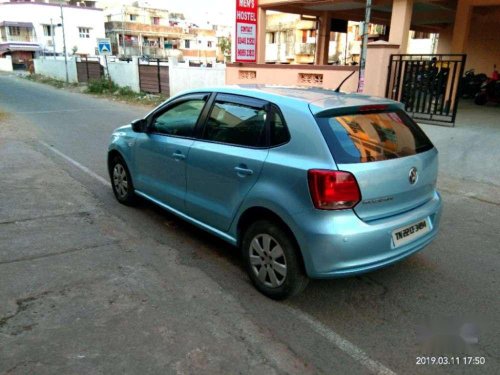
[392,219,430,248]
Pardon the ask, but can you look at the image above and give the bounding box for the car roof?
[179,85,401,115]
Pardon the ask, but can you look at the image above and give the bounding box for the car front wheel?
[242,220,309,300]
[110,155,136,205]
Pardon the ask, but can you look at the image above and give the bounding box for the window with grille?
[78,27,91,38]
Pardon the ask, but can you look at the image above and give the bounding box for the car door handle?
[172,151,186,161]
[234,166,254,176]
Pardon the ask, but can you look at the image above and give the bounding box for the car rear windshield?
[315,110,434,164]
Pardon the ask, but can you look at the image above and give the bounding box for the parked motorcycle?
[400,58,448,111]
[461,69,488,99]
[474,65,500,105]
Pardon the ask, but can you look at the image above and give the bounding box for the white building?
[102,2,218,63]
[0,0,105,68]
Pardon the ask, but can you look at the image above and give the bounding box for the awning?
[0,21,34,28]
[0,42,41,53]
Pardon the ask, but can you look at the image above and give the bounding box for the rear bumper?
[292,191,442,278]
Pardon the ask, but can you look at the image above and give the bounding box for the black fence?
[138,58,169,94]
[385,54,467,126]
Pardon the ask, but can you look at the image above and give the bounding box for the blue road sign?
[97,38,111,56]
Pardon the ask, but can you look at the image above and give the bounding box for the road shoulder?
[0,118,314,374]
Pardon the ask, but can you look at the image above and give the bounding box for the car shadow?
[134,195,438,313]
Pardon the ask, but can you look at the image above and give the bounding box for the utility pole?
[357,0,372,93]
[50,18,56,60]
[60,1,69,83]
[122,5,126,56]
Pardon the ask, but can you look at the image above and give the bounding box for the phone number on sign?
[416,357,486,365]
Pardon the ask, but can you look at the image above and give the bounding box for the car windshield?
[315,110,434,164]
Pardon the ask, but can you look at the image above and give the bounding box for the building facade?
[0,0,105,67]
[104,3,218,64]
[263,11,434,66]
[264,12,316,64]
[228,0,500,99]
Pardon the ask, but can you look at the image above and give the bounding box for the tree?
[217,36,231,62]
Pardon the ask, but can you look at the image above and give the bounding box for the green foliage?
[218,36,231,55]
[50,80,65,88]
[86,78,119,94]
[117,86,136,97]
[85,78,167,105]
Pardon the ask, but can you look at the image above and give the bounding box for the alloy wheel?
[249,234,287,288]
[113,163,128,199]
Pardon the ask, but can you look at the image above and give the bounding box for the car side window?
[203,100,267,147]
[151,99,206,137]
[270,107,290,146]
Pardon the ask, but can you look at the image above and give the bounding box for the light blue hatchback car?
[108,86,442,299]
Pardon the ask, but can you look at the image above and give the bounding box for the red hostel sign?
[235,0,258,62]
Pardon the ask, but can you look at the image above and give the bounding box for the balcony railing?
[118,45,170,58]
[106,21,185,37]
[6,35,35,42]
[295,43,315,55]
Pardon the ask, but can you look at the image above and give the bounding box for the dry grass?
[0,108,38,140]
[25,74,78,89]
[24,74,167,108]
[0,110,9,121]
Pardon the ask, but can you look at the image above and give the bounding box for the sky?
[98,0,235,26]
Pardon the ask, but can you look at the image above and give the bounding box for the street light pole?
[357,0,372,93]
[60,1,69,83]
[50,18,56,60]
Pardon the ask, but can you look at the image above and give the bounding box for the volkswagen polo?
[108,86,442,299]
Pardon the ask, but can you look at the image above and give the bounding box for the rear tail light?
[308,170,361,210]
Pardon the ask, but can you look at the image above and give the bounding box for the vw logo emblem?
[409,167,418,184]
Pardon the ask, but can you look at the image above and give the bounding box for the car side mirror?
[131,118,147,133]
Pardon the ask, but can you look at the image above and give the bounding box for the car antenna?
[335,70,357,93]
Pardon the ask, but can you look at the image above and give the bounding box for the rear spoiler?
[310,102,404,118]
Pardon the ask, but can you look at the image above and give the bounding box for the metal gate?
[385,54,467,126]
[76,57,104,83]
[138,58,169,94]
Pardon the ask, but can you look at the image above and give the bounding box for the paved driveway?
[421,100,500,188]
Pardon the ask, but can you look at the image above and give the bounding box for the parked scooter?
[474,65,500,105]
[461,69,488,99]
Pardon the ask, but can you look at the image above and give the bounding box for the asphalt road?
[0,74,498,374]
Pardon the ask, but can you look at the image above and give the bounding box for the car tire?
[242,220,309,300]
[110,155,137,206]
